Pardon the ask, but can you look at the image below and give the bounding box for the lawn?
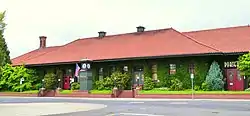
[139,90,250,94]
[21,90,39,94]
[89,90,112,94]
[59,90,73,94]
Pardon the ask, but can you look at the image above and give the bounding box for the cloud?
[1,0,250,58]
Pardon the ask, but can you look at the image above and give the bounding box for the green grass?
[139,90,250,95]
[89,90,112,94]
[22,90,39,94]
[59,90,73,94]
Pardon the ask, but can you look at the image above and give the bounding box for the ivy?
[157,62,169,87]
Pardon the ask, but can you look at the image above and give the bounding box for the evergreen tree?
[0,11,11,66]
[205,61,224,91]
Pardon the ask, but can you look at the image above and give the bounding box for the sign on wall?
[81,63,91,70]
[224,61,238,68]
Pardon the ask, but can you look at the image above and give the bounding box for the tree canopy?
[238,52,250,76]
[204,61,224,91]
[0,11,11,66]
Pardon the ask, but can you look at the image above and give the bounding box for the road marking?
[129,102,145,104]
[169,102,188,104]
[119,113,164,116]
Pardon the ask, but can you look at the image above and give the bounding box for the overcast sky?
[0,0,250,59]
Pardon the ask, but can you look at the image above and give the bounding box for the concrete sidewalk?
[0,103,106,116]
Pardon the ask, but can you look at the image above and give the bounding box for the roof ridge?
[78,27,172,40]
[171,28,222,52]
[183,25,250,33]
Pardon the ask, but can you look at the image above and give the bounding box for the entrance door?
[226,69,244,91]
[133,71,144,86]
[235,70,244,91]
[63,76,70,90]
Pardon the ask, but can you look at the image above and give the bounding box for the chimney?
[136,26,145,32]
[39,36,47,49]
[98,31,106,38]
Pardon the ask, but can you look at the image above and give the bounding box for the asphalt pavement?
[1,97,250,116]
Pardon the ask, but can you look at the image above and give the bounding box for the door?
[63,76,70,90]
[226,69,244,91]
[133,71,144,86]
[79,71,88,90]
[235,70,244,91]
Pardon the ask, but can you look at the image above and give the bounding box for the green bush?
[201,82,209,91]
[143,77,155,90]
[205,61,224,91]
[71,82,80,90]
[94,71,130,90]
[245,88,250,91]
[44,72,57,90]
[0,64,38,92]
[170,78,183,91]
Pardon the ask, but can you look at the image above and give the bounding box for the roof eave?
[16,52,224,67]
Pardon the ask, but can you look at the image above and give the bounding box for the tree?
[0,11,11,66]
[204,61,224,91]
[238,53,250,76]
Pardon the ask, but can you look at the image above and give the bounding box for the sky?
[0,0,250,59]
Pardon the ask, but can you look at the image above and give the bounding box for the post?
[190,73,194,100]
[42,79,45,88]
[20,78,24,92]
[58,79,61,88]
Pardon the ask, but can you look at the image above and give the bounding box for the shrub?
[94,71,130,90]
[143,77,155,90]
[0,64,38,92]
[44,72,57,90]
[71,82,80,90]
[205,61,224,91]
[201,82,209,91]
[170,78,183,91]
[245,88,250,91]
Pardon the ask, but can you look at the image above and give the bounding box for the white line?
[120,113,164,116]
[169,102,188,104]
[129,102,145,104]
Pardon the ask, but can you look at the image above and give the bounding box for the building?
[11,25,250,91]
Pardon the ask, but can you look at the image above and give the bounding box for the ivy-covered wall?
[26,54,241,90]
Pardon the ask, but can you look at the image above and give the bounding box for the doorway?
[225,69,244,91]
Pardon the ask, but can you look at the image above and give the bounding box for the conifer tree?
[0,11,11,66]
[205,61,224,90]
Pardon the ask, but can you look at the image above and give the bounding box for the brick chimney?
[98,31,106,38]
[39,36,47,49]
[136,26,145,32]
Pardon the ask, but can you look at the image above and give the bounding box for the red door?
[63,76,70,90]
[226,69,244,91]
[235,70,244,91]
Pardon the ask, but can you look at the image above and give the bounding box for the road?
[1,97,250,116]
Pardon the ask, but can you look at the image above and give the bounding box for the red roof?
[184,25,250,53]
[11,46,61,65]
[11,28,220,66]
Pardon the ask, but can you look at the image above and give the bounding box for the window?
[123,66,128,72]
[169,64,176,74]
[189,63,195,74]
[98,68,104,80]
